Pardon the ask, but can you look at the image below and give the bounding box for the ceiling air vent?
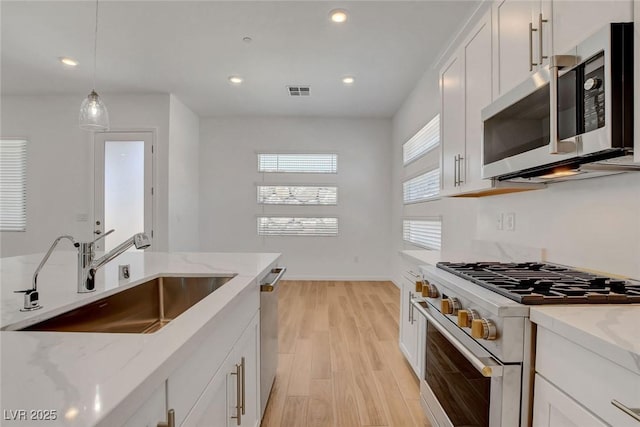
[287,86,310,96]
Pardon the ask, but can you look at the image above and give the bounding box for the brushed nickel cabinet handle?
[241,356,246,415]
[529,22,538,71]
[457,154,464,185]
[453,155,459,187]
[231,363,242,425]
[538,14,548,65]
[612,400,640,422]
[157,409,175,427]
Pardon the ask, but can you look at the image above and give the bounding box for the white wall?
[476,174,640,278]
[0,94,171,256]
[168,95,200,251]
[199,116,392,280]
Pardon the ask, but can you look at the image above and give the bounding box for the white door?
[94,131,153,251]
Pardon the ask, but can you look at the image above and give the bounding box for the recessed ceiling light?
[228,76,243,85]
[59,57,78,67]
[342,76,355,85]
[329,9,348,23]
[242,36,253,44]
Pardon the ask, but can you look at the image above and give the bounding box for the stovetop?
[436,262,640,305]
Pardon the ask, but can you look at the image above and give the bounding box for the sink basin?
[21,275,236,334]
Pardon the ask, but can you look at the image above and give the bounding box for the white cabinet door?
[493,0,540,96]
[122,381,167,427]
[533,374,607,427]
[440,53,465,194]
[399,277,419,373]
[182,313,260,427]
[551,0,632,56]
[463,11,493,192]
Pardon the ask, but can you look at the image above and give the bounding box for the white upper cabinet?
[463,14,494,193]
[493,0,632,98]
[441,10,494,195]
[493,0,549,97]
[440,54,465,193]
[551,1,633,56]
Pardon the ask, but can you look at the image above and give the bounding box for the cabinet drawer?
[536,327,640,427]
[533,374,606,427]
[167,282,259,426]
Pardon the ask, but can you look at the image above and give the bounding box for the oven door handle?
[412,299,503,378]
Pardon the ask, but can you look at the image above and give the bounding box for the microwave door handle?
[411,300,503,378]
[549,55,578,154]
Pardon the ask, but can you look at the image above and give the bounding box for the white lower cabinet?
[182,313,260,427]
[123,282,261,427]
[533,374,606,427]
[123,382,167,427]
[533,326,640,427]
[399,263,425,378]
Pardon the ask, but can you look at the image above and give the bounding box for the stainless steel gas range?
[412,261,640,427]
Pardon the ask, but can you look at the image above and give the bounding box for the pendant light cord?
[93,0,100,90]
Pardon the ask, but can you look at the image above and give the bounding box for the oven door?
[412,300,522,427]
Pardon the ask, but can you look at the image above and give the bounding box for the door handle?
[231,361,242,425]
[457,154,464,185]
[529,22,538,71]
[538,14,548,65]
[611,400,640,422]
[453,155,459,187]
[240,357,246,416]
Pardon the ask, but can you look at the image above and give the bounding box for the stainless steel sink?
[20,275,236,333]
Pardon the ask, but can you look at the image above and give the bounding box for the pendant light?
[79,0,109,131]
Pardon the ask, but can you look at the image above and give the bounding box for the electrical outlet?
[496,213,504,230]
[505,213,516,231]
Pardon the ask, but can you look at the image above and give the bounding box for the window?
[258,153,337,173]
[257,185,337,205]
[403,218,441,250]
[403,168,440,204]
[403,114,440,165]
[257,217,338,236]
[0,140,27,231]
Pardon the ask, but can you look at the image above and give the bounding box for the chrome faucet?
[16,230,151,311]
[78,230,151,293]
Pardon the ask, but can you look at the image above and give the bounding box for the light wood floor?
[261,280,430,427]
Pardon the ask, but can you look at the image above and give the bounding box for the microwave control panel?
[583,52,605,133]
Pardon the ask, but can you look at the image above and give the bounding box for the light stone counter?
[531,305,640,375]
[0,251,280,426]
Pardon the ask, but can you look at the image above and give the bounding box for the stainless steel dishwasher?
[259,266,286,417]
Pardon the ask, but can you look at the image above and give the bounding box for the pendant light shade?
[79,0,109,131]
[79,90,109,131]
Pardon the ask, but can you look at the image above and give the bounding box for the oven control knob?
[421,281,438,298]
[457,309,479,328]
[441,297,461,315]
[584,77,601,91]
[415,280,423,293]
[471,319,497,340]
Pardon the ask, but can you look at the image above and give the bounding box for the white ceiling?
[1,1,479,118]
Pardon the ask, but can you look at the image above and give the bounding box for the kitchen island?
[0,251,280,426]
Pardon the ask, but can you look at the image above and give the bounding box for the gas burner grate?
[436,262,640,305]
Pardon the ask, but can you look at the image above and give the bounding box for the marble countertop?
[0,251,280,426]
[531,305,640,375]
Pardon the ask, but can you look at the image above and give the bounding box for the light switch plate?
[505,213,516,231]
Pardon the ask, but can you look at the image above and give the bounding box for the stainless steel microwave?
[481,23,634,181]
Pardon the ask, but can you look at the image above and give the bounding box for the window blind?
[257,217,338,236]
[0,140,27,232]
[403,218,441,250]
[258,153,337,173]
[403,114,440,165]
[403,168,440,204]
[257,185,337,205]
